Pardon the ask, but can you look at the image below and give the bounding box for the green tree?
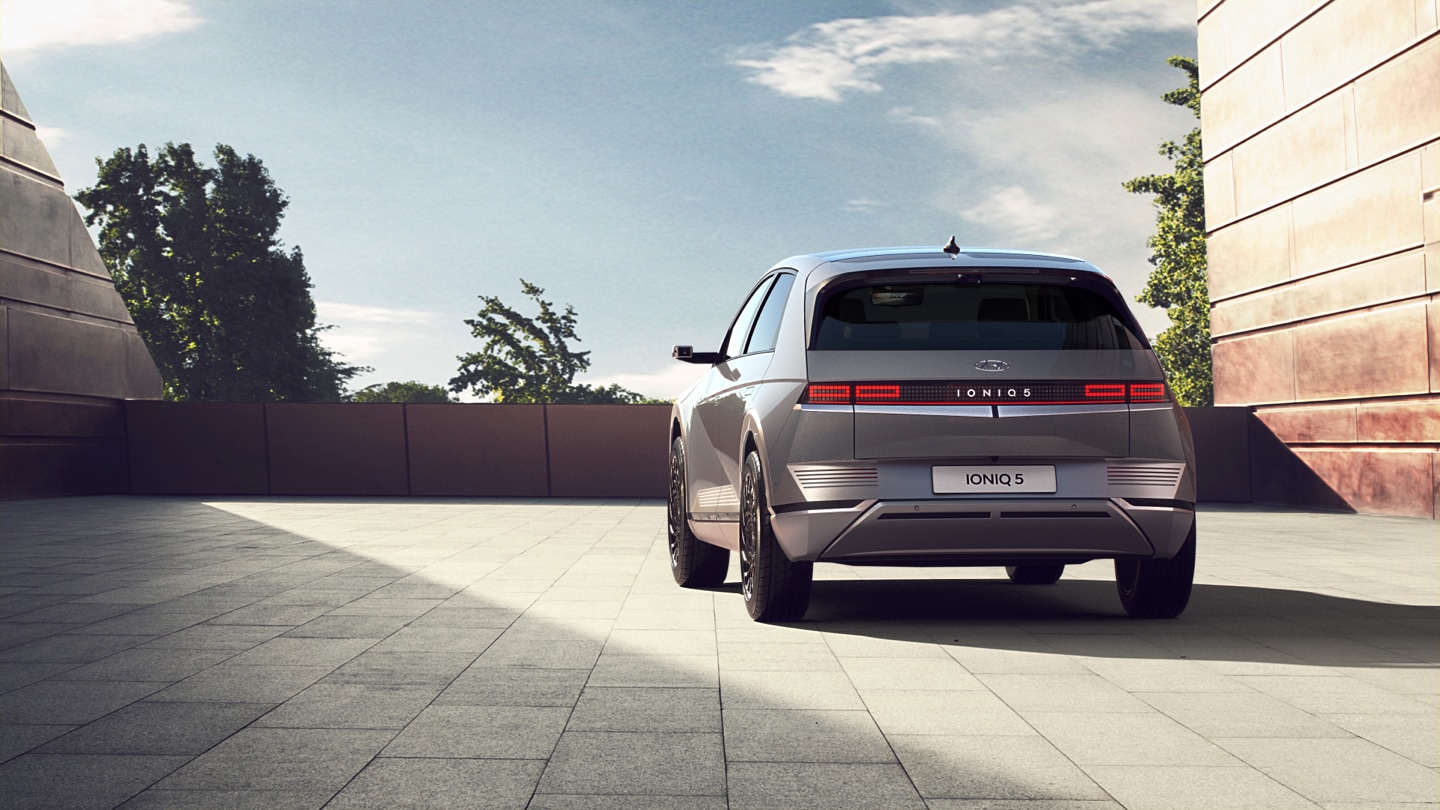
[349,381,458,403]
[75,142,364,402]
[450,279,663,404]
[1123,56,1213,407]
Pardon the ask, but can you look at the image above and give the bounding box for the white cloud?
[844,197,885,214]
[731,0,1192,101]
[316,330,384,364]
[317,302,438,326]
[962,186,1062,242]
[886,106,941,129]
[33,125,68,146]
[0,0,201,56]
[315,301,466,396]
[315,301,440,367]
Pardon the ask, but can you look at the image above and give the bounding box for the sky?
[2,0,1198,400]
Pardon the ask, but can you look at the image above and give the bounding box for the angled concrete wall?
[0,62,163,498]
[1199,0,1439,517]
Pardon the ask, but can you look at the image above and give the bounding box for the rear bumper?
[770,498,1194,565]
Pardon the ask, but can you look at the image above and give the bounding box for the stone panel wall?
[126,403,672,498]
[1199,0,1439,517]
[0,62,163,498]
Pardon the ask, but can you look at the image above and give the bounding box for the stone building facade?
[0,63,162,497]
[1199,0,1439,517]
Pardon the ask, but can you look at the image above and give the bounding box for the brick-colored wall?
[1199,0,1439,518]
[126,403,673,498]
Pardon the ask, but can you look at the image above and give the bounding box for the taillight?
[1130,383,1167,402]
[802,381,1170,405]
[805,383,851,404]
[1084,383,1126,402]
[854,384,900,403]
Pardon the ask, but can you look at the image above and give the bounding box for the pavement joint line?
[824,620,928,801]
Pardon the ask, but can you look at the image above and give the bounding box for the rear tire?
[668,437,729,588]
[1115,522,1196,618]
[1006,564,1064,585]
[740,450,812,622]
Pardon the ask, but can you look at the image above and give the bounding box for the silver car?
[668,243,1197,622]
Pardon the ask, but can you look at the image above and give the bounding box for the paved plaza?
[1,497,1436,809]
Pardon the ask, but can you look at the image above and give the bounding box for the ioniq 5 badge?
[975,360,1009,372]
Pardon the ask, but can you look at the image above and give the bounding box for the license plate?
[932,465,1056,494]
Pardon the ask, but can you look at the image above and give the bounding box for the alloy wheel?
[739,464,758,603]
[667,444,684,571]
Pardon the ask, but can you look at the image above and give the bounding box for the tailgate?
[854,403,1128,459]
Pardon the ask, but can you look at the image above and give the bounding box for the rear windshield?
[813,281,1145,351]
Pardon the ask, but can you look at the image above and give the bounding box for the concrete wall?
[1199,0,1440,517]
[0,62,163,498]
[127,403,675,498]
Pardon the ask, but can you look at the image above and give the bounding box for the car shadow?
[696,582,742,594]
[784,577,1439,667]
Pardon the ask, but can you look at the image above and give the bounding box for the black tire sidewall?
[740,450,812,622]
[667,437,685,572]
[669,436,729,588]
[1115,522,1196,618]
[740,452,762,610]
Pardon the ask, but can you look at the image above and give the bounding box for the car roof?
[770,245,1108,281]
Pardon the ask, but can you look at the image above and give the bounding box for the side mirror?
[672,345,724,365]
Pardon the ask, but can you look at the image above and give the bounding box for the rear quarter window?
[813,280,1145,351]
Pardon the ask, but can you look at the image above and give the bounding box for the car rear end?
[762,249,1197,574]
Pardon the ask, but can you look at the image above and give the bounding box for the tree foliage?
[349,381,457,404]
[1123,56,1213,407]
[75,143,364,402]
[450,280,663,404]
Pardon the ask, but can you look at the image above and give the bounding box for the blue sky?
[3,0,1198,400]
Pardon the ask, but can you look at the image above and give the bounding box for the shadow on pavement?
[797,577,1439,666]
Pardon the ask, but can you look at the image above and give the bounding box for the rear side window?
[813,281,1145,351]
[721,276,776,358]
[744,273,795,355]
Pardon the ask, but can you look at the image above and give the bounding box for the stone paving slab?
[0,497,1436,809]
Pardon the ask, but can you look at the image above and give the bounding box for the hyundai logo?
[974,360,1009,372]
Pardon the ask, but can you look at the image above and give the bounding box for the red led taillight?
[1084,383,1126,402]
[802,381,1169,405]
[806,384,851,404]
[854,384,901,402]
[1130,383,1167,402]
